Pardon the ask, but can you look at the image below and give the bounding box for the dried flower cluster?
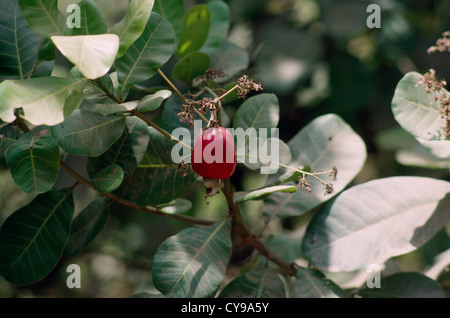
[297,166,338,196]
[427,31,450,54]
[416,69,450,139]
[237,75,263,99]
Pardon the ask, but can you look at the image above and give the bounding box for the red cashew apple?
[191,126,237,180]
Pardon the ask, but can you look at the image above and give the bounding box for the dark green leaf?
[303,177,450,271]
[219,267,286,298]
[358,272,445,298]
[152,218,232,297]
[210,40,249,82]
[200,1,230,55]
[18,0,65,37]
[110,0,155,58]
[70,0,108,36]
[0,189,74,286]
[6,131,59,194]
[51,110,126,157]
[292,268,348,298]
[64,197,109,256]
[233,93,280,131]
[153,0,184,40]
[87,116,150,177]
[115,12,175,100]
[176,5,210,58]
[0,0,42,80]
[91,164,124,192]
[171,52,210,83]
[117,126,197,205]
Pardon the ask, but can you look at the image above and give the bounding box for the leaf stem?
[59,160,212,225]
[222,178,297,276]
[94,78,122,104]
[132,110,193,151]
[157,69,209,122]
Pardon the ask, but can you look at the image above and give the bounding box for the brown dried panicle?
[237,75,263,99]
[177,101,199,126]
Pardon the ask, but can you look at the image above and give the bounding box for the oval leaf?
[176,5,210,58]
[219,267,286,298]
[51,34,120,80]
[86,116,150,177]
[0,77,87,126]
[6,131,60,194]
[210,40,249,83]
[157,198,192,214]
[115,12,176,99]
[70,0,108,36]
[171,52,210,84]
[152,218,232,298]
[0,0,42,80]
[303,177,450,272]
[233,93,280,131]
[91,164,124,192]
[18,0,65,37]
[358,272,445,298]
[137,90,172,112]
[117,127,197,206]
[392,71,448,141]
[51,110,126,157]
[263,114,367,218]
[0,189,74,286]
[153,0,184,39]
[234,185,297,204]
[292,268,348,298]
[110,0,155,57]
[64,196,109,256]
[200,0,230,55]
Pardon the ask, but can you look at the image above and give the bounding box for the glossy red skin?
[191,127,237,180]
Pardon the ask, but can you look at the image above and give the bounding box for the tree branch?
[222,179,297,276]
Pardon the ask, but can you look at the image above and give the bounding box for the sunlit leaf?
[303,177,450,271]
[176,5,210,58]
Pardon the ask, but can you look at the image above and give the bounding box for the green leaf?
[200,1,230,55]
[358,272,445,298]
[153,0,184,40]
[171,52,210,84]
[115,12,175,100]
[234,185,297,204]
[210,40,249,82]
[70,0,108,36]
[0,77,87,126]
[6,131,59,194]
[263,114,367,218]
[117,126,197,206]
[303,177,450,272]
[219,267,286,298]
[233,93,280,131]
[91,165,124,192]
[83,101,138,116]
[292,268,348,298]
[18,0,65,37]
[64,196,109,256]
[152,218,232,298]
[50,109,126,157]
[137,90,172,112]
[110,0,155,58]
[0,0,42,80]
[86,116,150,177]
[0,189,74,286]
[51,34,119,80]
[392,72,448,141]
[176,5,211,58]
[157,198,192,214]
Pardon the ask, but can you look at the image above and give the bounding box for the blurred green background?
[0,0,449,297]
